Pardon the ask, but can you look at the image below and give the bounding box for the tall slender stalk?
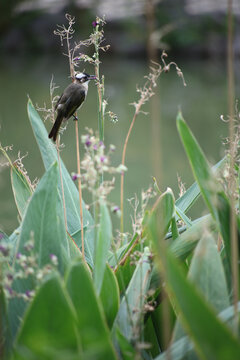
[75,121,85,262]
[56,139,68,231]
[227,0,238,332]
[145,0,162,184]
[120,100,144,234]
[60,14,85,261]
[94,24,104,142]
[119,56,185,234]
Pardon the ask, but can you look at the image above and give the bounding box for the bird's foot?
[73,115,78,121]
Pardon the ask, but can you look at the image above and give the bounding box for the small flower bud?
[100,155,107,163]
[99,141,105,149]
[71,172,79,181]
[0,244,9,257]
[109,144,116,152]
[92,20,99,28]
[50,254,58,266]
[111,206,121,217]
[116,164,127,174]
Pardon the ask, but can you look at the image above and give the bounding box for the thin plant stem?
[145,0,162,183]
[120,100,144,234]
[75,120,85,262]
[56,138,68,231]
[94,24,104,142]
[63,15,85,262]
[227,0,238,333]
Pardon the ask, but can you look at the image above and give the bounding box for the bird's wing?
[54,83,77,110]
[64,88,86,119]
[54,93,64,110]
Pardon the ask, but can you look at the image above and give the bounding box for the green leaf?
[175,154,226,216]
[93,201,112,294]
[112,247,152,342]
[27,99,94,266]
[173,232,230,343]
[156,188,175,238]
[163,250,240,360]
[171,216,179,240]
[108,233,139,267]
[9,163,70,341]
[100,265,120,328]
[169,214,214,260]
[15,275,80,359]
[115,328,136,360]
[11,163,32,219]
[177,112,219,221]
[115,256,136,294]
[175,205,192,227]
[144,316,161,358]
[0,230,10,243]
[148,188,175,249]
[0,286,12,359]
[16,162,69,271]
[155,303,240,360]
[176,113,235,288]
[154,336,193,360]
[65,259,117,359]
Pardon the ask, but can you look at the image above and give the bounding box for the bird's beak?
[88,75,97,80]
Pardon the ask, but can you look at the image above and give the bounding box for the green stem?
[94,26,104,142]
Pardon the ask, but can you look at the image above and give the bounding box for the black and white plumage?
[48,72,96,142]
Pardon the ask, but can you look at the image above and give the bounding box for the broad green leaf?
[156,188,175,238]
[11,163,32,219]
[15,275,80,359]
[171,216,179,240]
[175,157,226,215]
[155,303,240,360]
[173,232,230,344]
[115,256,136,294]
[65,259,117,359]
[162,250,240,360]
[177,112,219,221]
[16,162,69,271]
[112,247,152,342]
[100,265,120,328]
[175,180,200,215]
[188,233,229,312]
[148,188,175,250]
[108,233,139,267]
[113,235,142,294]
[216,191,233,282]
[9,163,70,341]
[94,201,112,294]
[175,205,192,227]
[27,99,94,266]
[176,113,235,287]
[144,316,161,358]
[169,214,214,260]
[0,230,10,242]
[154,336,194,360]
[115,328,136,360]
[0,286,12,360]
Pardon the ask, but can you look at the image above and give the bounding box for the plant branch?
[227,0,238,333]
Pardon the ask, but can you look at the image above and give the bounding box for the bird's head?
[75,72,96,84]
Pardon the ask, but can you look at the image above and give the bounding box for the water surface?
[0,55,230,234]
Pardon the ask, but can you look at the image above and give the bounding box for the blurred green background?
[0,0,239,234]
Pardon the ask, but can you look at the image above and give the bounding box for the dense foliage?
[0,99,239,360]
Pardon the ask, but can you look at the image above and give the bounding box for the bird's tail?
[48,113,63,142]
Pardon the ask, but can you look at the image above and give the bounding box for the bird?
[48,72,96,142]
